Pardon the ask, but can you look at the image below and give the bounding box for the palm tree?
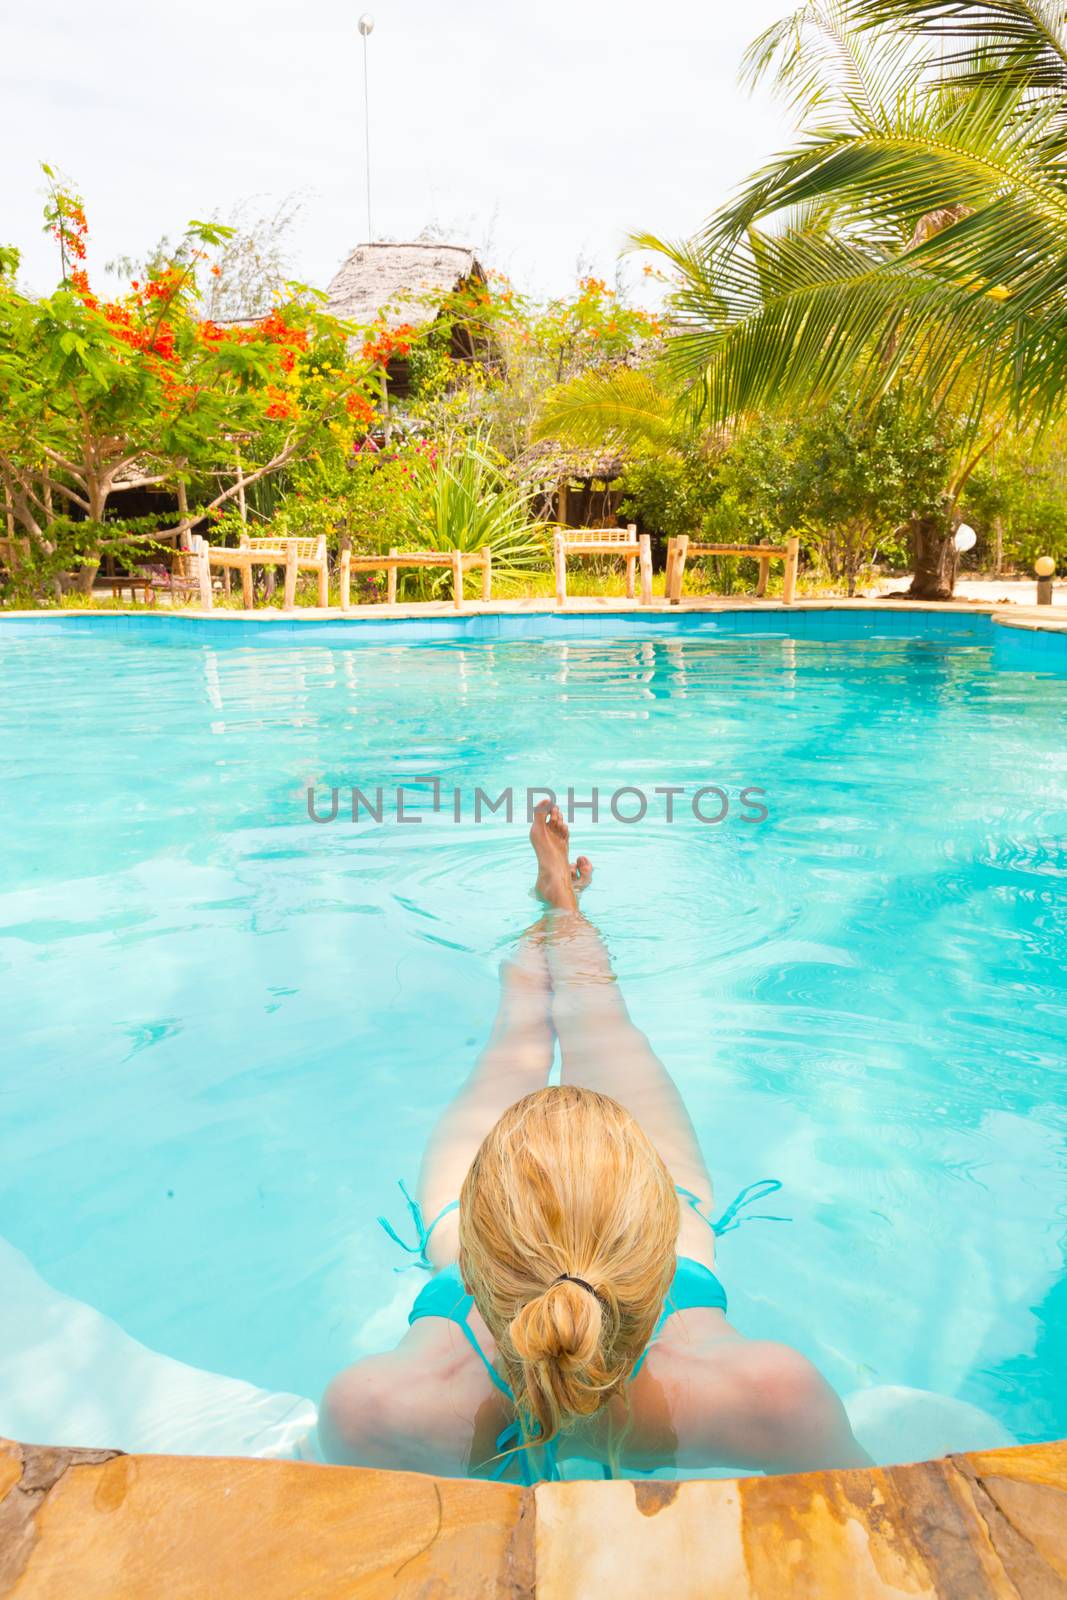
[541,0,1067,596]
[700,0,1067,416]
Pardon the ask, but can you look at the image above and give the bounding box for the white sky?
[2,0,796,304]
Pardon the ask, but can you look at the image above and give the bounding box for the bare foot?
[530,800,592,910]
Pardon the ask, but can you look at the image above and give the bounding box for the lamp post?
[1035,554,1056,605]
[358,14,375,242]
[952,522,976,588]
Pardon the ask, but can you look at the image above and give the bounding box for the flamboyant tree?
[0,172,381,567]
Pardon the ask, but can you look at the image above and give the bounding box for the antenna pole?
[359,15,375,241]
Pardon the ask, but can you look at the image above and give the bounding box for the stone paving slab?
[536,1443,1067,1599]
[994,607,1067,632]
[2,1436,1065,1598]
[0,1439,531,1599]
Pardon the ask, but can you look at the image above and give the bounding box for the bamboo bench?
[95,572,156,605]
[665,534,800,605]
[338,547,491,611]
[195,534,329,610]
[553,524,652,606]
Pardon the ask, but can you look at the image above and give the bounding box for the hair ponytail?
[508,1277,624,1442]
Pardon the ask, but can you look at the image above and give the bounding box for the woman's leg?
[415,921,555,1269]
[529,800,718,1265]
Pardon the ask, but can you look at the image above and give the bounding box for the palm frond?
[533,365,685,456]
[708,71,1063,248]
[847,0,1067,92]
[742,0,924,124]
[651,219,1041,434]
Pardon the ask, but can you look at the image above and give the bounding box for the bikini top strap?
[454,1317,515,1403]
[377,1180,460,1272]
[633,1185,788,1379]
[676,1179,789,1236]
[490,1418,562,1485]
[489,1421,537,1485]
[381,1180,789,1271]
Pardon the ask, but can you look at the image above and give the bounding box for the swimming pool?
[1,610,1064,1470]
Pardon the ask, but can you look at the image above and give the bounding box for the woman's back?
[318,1293,867,1480]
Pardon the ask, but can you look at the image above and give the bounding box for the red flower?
[361,322,418,366]
[259,309,308,351]
[149,323,176,360]
[69,267,98,309]
[345,391,375,425]
[264,385,294,420]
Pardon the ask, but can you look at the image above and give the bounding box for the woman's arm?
[317,1352,414,1469]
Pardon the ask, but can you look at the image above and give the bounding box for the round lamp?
[358,12,375,33]
[953,524,977,553]
[1035,555,1056,577]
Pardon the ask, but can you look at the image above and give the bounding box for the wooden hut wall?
[555,480,624,528]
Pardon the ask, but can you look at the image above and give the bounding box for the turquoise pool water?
[1,614,1065,1466]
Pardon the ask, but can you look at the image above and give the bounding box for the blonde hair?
[458,1086,679,1451]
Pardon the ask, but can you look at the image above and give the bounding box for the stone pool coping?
[2,1435,1065,1597]
[1,594,1065,626]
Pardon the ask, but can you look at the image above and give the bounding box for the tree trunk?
[87,473,107,525]
[908,515,957,600]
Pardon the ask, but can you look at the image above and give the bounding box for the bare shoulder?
[317,1320,505,1475]
[643,1325,870,1474]
[317,1356,388,1463]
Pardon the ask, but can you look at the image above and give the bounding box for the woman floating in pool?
[318,800,870,1481]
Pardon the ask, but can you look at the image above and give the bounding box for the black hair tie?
[553,1273,605,1306]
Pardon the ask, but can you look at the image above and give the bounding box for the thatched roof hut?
[512,440,629,529]
[325,242,485,331]
[513,440,627,487]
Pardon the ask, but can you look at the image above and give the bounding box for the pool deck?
[1,1434,1065,1597]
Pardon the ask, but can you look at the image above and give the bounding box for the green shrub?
[398,437,548,598]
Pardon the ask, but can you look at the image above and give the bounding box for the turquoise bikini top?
[379,1177,787,1486]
